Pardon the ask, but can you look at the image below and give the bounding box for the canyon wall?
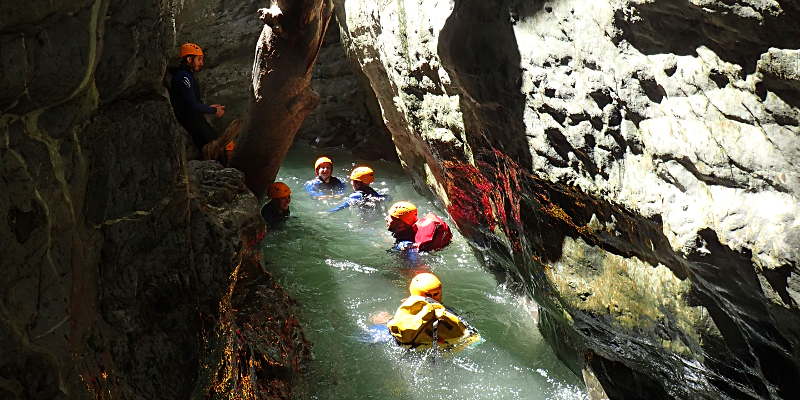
[333,0,800,398]
[3,0,799,398]
[1,1,306,398]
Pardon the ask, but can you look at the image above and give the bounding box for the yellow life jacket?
[386,296,473,348]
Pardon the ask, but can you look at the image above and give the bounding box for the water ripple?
[324,258,378,274]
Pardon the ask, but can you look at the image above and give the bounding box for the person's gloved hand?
[211,104,226,118]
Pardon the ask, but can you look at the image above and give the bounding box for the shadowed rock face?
[334,0,800,398]
[1,2,308,398]
[297,24,396,160]
[174,0,263,133]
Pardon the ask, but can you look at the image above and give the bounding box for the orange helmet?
[409,273,442,299]
[179,43,203,58]
[267,182,291,199]
[314,156,333,171]
[349,166,374,184]
[388,201,418,226]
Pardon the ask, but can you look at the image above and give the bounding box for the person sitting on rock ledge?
[304,156,346,197]
[328,166,388,213]
[386,201,452,253]
[261,182,291,228]
[168,42,226,155]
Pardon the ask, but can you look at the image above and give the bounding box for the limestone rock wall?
[334,0,800,398]
[1,1,306,398]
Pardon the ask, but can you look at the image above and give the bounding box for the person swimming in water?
[386,201,452,252]
[261,182,291,229]
[328,166,388,213]
[364,273,479,350]
[304,156,346,197]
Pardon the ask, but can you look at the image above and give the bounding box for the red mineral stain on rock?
[444,161,496,236]
[443,150,526,251]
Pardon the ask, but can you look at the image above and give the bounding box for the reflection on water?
[262,145,587,400]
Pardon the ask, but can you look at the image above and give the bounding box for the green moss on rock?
[548,237,707,356]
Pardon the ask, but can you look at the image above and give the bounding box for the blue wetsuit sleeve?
[304,180,325,197]
[174,72,215,114]
[359,324,393,344]
[328,192,360,212]
[328,199,350,212]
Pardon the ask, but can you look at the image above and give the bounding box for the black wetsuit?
[169,65,217,149]
[261,200,290,228]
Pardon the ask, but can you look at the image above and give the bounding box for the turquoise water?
[262,144,587,400]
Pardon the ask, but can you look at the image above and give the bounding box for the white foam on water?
[324,258,378,274]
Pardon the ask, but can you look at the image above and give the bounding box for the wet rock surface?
[334,0,800,398]
[197,247,310,400]
[1,2,308,399]
[83,160,263,399]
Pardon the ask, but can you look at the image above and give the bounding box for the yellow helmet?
[388,201,418,225]
[179,43,204,58]
[409,273,442,298]
[349,166,375,184]
[314,156,333,171]
[267,182,291,199]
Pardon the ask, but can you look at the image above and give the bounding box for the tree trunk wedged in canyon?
[333,0,800,398]
[230,0,335,197]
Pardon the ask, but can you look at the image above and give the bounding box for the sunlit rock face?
[334,0,800,398]
[1,2,304,398]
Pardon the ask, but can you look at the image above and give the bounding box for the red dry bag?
[413,213,453,252]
